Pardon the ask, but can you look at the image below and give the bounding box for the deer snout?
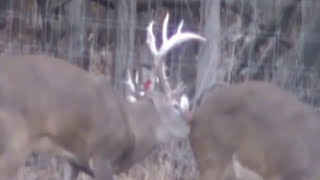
[182,110,193,124]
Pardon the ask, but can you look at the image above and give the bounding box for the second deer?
[190,81,320,180]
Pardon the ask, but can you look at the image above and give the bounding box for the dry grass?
[14,140,198,180]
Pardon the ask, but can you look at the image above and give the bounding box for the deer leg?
[25,151,80,180]
[0,112,33,180]
[91,154,114,180]
[31,135,94,179]
[0,141,33,180]
[0,152,21,180]
[62,161,80,180]
[199,152,232,180]
[191,135,233,180]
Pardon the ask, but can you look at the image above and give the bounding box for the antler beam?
[146,12,206,97]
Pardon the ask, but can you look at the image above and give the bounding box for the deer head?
[125,12,206,141]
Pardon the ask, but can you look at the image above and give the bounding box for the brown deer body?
[0,54,186,180]
[0,12,205,180]
[190,81,320,180]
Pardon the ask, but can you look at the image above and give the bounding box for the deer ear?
[179,94,193,123]
[179,94,189,111]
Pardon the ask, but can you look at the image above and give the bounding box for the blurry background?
[1,0,319,179]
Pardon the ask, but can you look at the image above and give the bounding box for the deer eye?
[172,101,180,111]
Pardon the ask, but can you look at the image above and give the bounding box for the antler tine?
[158,29,206,57]
[171,82,187,98]
[177,20,184,34]
[125,69,138,102]
[125,69,136,93]
[146,21,158,57]
[162,13,169,44]
[134,69,139,85]
[157,60,172,95]
[172,82,186,97]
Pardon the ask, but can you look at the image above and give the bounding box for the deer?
[190,80,320,180]
[0,12,205,180]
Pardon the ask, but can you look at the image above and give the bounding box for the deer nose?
[182,110,193,124]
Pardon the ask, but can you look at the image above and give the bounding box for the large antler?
[146,12,206,98]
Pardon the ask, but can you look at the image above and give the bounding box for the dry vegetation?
[14,140,197,180]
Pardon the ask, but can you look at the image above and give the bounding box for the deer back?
[190,80,320,180]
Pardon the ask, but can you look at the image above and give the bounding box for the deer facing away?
[190,80,320,180]
[0,13,205,180]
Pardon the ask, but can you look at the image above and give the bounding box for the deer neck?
[125,100,161,162]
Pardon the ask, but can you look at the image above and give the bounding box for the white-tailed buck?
[0,13,205,180]
[190,81,320,180]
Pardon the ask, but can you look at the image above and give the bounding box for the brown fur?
[0,55,189,180]
[190,81,320,180]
